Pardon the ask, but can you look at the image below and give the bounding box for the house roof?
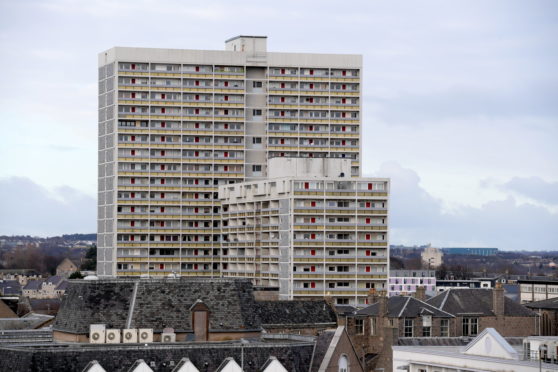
[426,288,537,317]
[55,280,68,291]
[57,258,78,268]
[525,297,558,310]
[28,298,61,313]
[53,278,263,334]
[355,296,454,318]
[45,276,64,286]
[23,280,43,291]
[255,300,337,327]
[0,299,17,318]
[0,336,319,372]
[0,280,21,295]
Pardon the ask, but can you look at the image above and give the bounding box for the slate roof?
[335,305,357,316]
[54,278,263,334]
[0,337,317,372]
[28,299,61,313]
[525,297,558,310]
[396,336,524,347]
[355,296,454,318]
[426,288,537,317]
[255,300,337,327]
[23,280,43,291]
[309,330,336,372]
[0,280,21,295]
[45,276,64,286]
[55,281,68,291]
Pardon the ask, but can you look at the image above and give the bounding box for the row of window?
[119,63,358,77]
[354,318,452,337]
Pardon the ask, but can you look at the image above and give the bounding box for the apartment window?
[355,319,364,335]
[252,165,262,172]
[365,266,371,272]
[311,249,316,256]
[441,319,449,337]
[253,109,262,116]
[404,319,413,337]
[253,81,262,88]
[422,326,431,337]
[462,318,478,336]
[252,137,262,144]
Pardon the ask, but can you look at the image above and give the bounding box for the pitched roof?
[55,280,68,291]
[255,300,337,327]
[53,278,263,334]
[23,280,43,291]
[28,298,61,313]
[427,288,537,317]
[45,276,64,286]
[355,296,454,318]
[309,329,336,372]
[525,297,558,310]
[464,328,517,357]
[0,280,21,295]
[0,299,17,318]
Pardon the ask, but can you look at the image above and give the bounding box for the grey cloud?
[368,81,558,125]
[373,163,558,250]
[501,176,558,205]
[0,177,96,236]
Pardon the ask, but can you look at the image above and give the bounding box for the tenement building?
[97,35,363,279]
[219,158,389,305]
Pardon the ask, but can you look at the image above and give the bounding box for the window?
[441,319,449,337]
[404,319,413,337]
[462,317,478,336]
[253,81,262,88]
[355,319,364,335]
[253,109,262,116]
[252,137,262,144]
[422,326,431,337]
[252,165,262,172]
[338,355,348,372]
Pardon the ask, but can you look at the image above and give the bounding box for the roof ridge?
[439,289,451,310]
[413,297,455,317]
[398,297,412,318]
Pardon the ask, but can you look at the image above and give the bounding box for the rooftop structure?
[393,328,558,372]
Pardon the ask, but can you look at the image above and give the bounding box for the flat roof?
[225,35,267,42]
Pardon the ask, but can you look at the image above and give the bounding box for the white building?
[393,328,558,372]
[97,36,363,278]
[421,245,443,269]
[219,158,389,305]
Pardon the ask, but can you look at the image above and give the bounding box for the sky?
[0,0,556,250]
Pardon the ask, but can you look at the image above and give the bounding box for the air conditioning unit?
[105,329,121,344]
[161,332,176,343]
[89,324,106,344]
[122,329,138,343]
[138,328,153,343]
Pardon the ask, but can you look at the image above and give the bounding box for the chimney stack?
[414,286,426,301]
[493,282,505,316]
[367,288,379,305]
[378,289,388,317]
